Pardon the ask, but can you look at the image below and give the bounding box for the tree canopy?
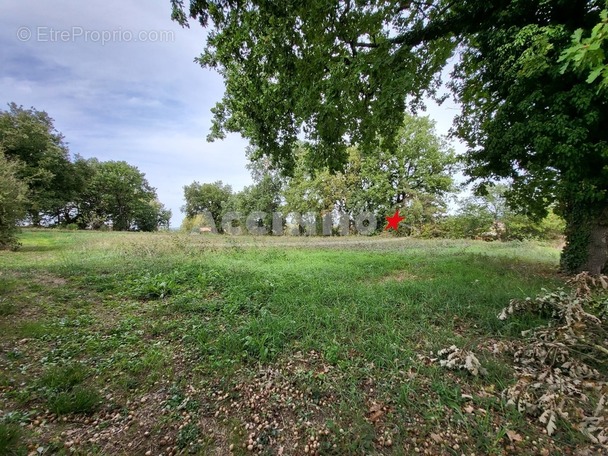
[78,159,171,231]
[0,103,80,225]
[173,0,608,273]
[282,114,456,233]
[182,180,233,223]
[560,4,608,91]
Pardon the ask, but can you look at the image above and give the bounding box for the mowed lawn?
[0,230,585,455]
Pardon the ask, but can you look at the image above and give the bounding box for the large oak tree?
[172,0,608,273]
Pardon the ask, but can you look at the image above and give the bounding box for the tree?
[171,0,462,171]
[282,142,348,218]
[281,115,455,234]
[346,114,457,233]
[133,199,172,231]
[451,2,608,273]
[173,0,608,273]
[0,150,28,249]
[0,103,79,225]
[78,160,165,231]
[226,173,284,233]
[182,180,232,224]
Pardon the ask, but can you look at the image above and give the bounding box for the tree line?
[181,114,564,240]
[0,103,171,249]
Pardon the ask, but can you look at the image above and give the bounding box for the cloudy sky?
[1,1,463,227]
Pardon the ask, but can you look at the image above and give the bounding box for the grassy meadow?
[0,229,596,455]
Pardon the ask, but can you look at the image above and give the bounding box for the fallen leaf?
[430,433,442,443]
[539,410,557,436]
[367,403,385,423]
[506,430,523,443]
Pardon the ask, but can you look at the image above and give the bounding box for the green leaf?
[586,66,604,83]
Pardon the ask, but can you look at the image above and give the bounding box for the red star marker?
[385,209,405,231]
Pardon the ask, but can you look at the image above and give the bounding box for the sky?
[0,1,464,227]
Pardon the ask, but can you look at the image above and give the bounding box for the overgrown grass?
[0,229,584,454]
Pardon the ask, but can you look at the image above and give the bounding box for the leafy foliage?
[182,180,232,223]
[77,159,169,231]
[449,2,608,272]
[224,147,284,231]
[560,4,608,91]
[171,0,467,171]
[0,104,171,235]
[281,115,456,234]
[0,150,28,249]
[443,186,565,241]
[347,115,457,230]
[0,103,81,225]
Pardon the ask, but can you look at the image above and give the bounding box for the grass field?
[0,229,600,455]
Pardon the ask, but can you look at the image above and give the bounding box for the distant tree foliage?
[0,103,171,236]
[0,149,28,249]
[224,148,284,230]
[443,185,565,241]
[282,115,456,234]
[0,103,81,225]
[182,180,233,223]
[77,159,170,231]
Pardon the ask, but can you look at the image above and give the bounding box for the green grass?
[0,423,22,456]
[0,229,578,454]
[39,364,88,391]
[46,386,101,415]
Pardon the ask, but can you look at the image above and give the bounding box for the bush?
[439,212,493,239]
[181,213,218,233]
[439,210,564,241]
[503,211,565,241]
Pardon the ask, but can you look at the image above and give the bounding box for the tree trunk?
[561,204,608,275]
[584,212,608,275]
